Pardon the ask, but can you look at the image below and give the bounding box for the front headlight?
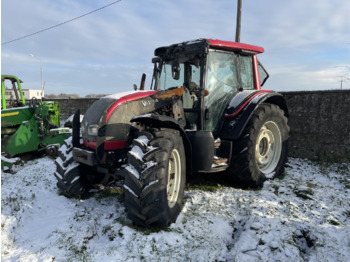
[88,124,98,136]
[81,123,85,133]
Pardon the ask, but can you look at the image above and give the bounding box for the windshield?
[158,63,185,90]
[153,58,201,91]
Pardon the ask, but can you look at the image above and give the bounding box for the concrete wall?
[45,90,350,162]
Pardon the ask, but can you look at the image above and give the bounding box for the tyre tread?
[124,128,186,227]
[228,104,289,187]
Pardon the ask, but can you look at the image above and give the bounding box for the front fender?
[131,114,192,174]
[219,91,288,140]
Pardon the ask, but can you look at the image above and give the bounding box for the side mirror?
[172,60,181,80]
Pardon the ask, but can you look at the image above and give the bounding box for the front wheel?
[124,128,186,227]
[54,137,86,197]
[228,104,289,187]
[54,137,104,198]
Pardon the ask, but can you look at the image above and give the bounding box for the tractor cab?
[1,75,26,109]
[151,39,270,134]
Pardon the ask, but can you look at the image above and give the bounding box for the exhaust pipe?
[235,0,242,43]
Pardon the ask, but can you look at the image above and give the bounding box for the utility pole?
[235,0,242,43]
[336,66,350,89]
[339,75,350,89]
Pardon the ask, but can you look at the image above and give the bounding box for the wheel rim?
[167,149,181,208]
[255,121,282,175]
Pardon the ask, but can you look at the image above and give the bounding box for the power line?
[2,0,123,46]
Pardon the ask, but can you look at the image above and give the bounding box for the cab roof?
[154,38,264,58]
[207,39,264,54]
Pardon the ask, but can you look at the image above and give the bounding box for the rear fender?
[131,114,192,174]
[219,91,288,140]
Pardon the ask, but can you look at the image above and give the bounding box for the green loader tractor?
[1,75,70,167]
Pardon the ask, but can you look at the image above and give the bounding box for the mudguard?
[219,90,288,140]
[130,114,192,174]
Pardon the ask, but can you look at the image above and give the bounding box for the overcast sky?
[1,0,350,96]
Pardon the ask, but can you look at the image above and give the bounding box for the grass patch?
[186,172,231,191]
[132,225,171,235]
[95,186,124,201]
[116,218,172,235]
[328,219,341,226]
[315,159,350,176]
[102,225,120,241]
[335,163,350,176]
[294,188,314,200]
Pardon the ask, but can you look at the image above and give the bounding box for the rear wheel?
[124,128,186,227]
[228,104,289,187]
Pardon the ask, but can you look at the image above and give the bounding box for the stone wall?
[46,90,350,162]
[44,98,98,121]
[281,90,350,162]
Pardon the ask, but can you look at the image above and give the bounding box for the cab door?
[204,50,255,133]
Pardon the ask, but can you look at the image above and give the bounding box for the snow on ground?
[1,157,350,261]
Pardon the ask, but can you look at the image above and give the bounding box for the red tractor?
[55,38,289,227]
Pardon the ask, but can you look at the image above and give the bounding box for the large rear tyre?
[124,128,186,227]
[228,104,289,187]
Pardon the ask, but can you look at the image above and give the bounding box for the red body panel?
[84,140,97,150]
[104,140,127,150]
[207,39,264,54]
[83,139,127,150]
[101,91,158,150]
[253,55,261,90]
[106,91,158,122]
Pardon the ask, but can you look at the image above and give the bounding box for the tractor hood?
[82,91,156,134]
[81,90,159,150]
[81,87,186,155]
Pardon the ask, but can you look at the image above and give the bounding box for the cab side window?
[240,55,254,90]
